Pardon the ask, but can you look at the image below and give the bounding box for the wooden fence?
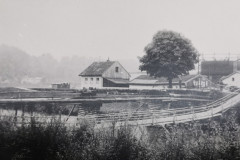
[0,92,238,129]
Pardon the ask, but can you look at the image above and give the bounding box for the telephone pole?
[197,53,201,88]
[198,53,200,75]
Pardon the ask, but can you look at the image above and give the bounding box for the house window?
[89,77,93,84]
[232,77,235,81]
[85,78,88,84]
[96,78,99,84]
[115,67,119,72]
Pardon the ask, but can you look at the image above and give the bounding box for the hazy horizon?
[1,0,240,61]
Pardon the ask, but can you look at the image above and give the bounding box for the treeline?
[0,45,139,87]
[0,45,96,85]
[1,105,240,159]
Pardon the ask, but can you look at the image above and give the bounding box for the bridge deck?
[95,93,239,128]
[0,93,238,128]
[0,96,210,105]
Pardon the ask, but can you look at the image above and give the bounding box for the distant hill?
[0,45,140,88]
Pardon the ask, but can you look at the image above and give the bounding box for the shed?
[129,74,210,89]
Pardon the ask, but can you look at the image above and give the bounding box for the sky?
[1,0,240,61]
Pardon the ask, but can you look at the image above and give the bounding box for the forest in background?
[0,45,140,88]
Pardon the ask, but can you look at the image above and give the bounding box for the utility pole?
[198,53,200,88]
[198,53,200,75]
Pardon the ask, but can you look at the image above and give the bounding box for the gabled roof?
[180,74,203,83]
[129,75,158,84]
[130,75,178,85]
[220,71,240,81]
[105,78,129,84]
[130,74,203,85]
[79,61,115,76]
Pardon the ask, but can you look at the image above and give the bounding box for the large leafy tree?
[139,30,199,88]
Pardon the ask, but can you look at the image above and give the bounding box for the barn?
[79,60,130,89]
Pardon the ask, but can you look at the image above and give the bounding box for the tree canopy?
[0,45,93,86]
[139,30,199,88]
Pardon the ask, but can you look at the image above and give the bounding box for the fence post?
[14,105,18,125]
[173,110,176,123]
[21,104,25,126]
[168,102,171,110]
[211,105,213,118]
[152,113,154,125]
[191,106,194,121]
[59,105,62,122]
[30,104,34,123]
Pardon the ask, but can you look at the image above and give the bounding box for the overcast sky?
[1,0,240,61]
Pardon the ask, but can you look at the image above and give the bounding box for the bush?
[1,105,240,160]
[0,119,150,160]
[0,120,68,160]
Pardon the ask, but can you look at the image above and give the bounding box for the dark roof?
[201,61,234,76]
[130,74,199,85]
[105,78,129,84]
[179,74,197,82]
[133,75,157,80]
[220,71,240,81]
[79,61,115,76]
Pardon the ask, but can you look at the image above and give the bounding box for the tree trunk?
[168,78,173,88]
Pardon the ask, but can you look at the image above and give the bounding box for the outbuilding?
[129,74,210,89]
[220,71,240,87]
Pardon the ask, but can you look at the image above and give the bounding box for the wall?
[191,78,209,88]
[103,78,129,88]
[103,62,130,79]
[80,76,103,89]
[222,73,240,87]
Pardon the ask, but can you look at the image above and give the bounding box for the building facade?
[221,71,240,87]
[79,61,130,89]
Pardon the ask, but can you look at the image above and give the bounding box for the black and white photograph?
[1,0,240,159]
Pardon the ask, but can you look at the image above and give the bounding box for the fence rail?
[0,92,239,128]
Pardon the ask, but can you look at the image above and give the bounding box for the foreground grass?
[1,104,240,160]
[0,119,150,160]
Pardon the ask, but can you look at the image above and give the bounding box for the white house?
[79,60,130,89]
[220,71,240,87]
[129,74,210,90]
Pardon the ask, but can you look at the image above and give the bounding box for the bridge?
[82,92,238,128]
[0,95,209,105]
[0,92,239,128]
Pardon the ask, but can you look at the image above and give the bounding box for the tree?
[139,30,199,88]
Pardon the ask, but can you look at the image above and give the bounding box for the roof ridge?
[79,61,116,76]
[221,71,240,81]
